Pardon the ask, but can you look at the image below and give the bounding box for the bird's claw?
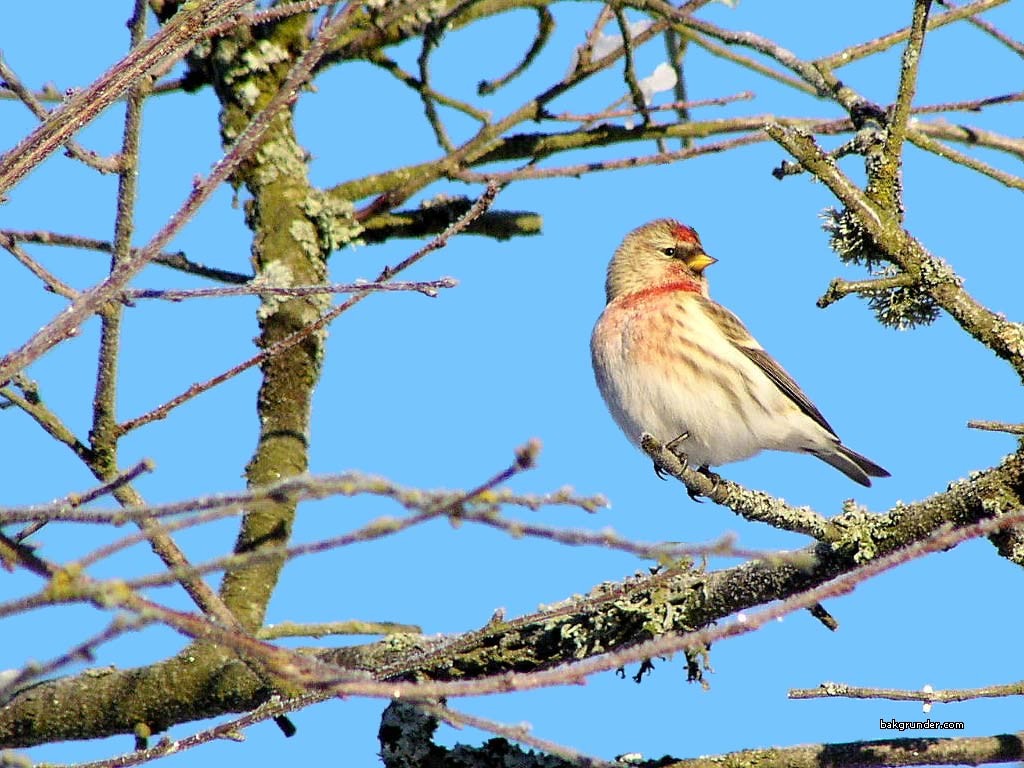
[653,448,688,481]
[698,466,722,495]
[664,431,690,457]
[688,466,720,501]
[648,432,690,480]
[686,466,721,502]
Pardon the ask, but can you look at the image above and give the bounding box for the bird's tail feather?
[812,445,891,487]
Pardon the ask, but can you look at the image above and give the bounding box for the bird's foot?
[665,431,690,456]
[697,465,722,493]
[648,432,690,480]
[660,432,691,480]
[686,466,721,502]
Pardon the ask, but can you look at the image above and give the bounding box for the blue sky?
[2,2,1023,765]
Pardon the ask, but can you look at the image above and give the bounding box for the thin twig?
[0,385,93,463]
[117,438,538,590]
[0,0,364,385]
[817,273,918,309]
[967,420,1024,435]
[684,28,816,95]
[0,229,251,283]
[0,468,605,527]
[548,92,754,123]
[367,51,490,124]
[0,233,79,298]
[257,620,422,639]
[122,277,457,302]
[0,616,149,704]
[911,90,1024,114]
[0,55,122,174]
[663,25,691,147]
[0,0,253,195]
[937,0,1024,57]
[417,23,454,151]
[456,133,765,184]
[908,129,1024,191]
[14,460,155,543]
[477,7,554,95]
[422,701,613,767]
[117,182,498,434]
[816,0,1008,70]
[790,680,1024,703]
[613,6,653,129]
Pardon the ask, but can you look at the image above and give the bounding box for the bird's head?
[605,218,716,303]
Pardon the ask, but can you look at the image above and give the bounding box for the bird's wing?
[702,298,838,437]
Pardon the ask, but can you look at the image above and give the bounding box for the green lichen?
[830,504,881,563]
[300,190,363,254]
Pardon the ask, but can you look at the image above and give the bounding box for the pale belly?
[591,298,814,468]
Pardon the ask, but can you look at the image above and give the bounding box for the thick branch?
[9,446,1017,746]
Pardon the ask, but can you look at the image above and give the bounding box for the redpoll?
[591,219,889,487]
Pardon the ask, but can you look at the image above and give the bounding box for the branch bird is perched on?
[591,219,889,487]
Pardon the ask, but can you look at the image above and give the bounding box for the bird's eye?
[661,247,676,257]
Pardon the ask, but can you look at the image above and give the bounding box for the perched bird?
[591,219,889,487]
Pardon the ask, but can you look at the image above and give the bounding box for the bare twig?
[816,0,1009,69]
[122,278,457,302]
[937,0,1024,57]
[0,616,149,704]
[13,459,155,543]
[547,92,754,123]
[477,7,555,95]
[422,701,613,767]
[257,620,422,639]
[0,1,364,385]
[0,55,122,174]
[367,51,490,125]
[790,680,1024,703]
[0,233,79,298]
[817,273,919,309]
[967,420,1024,435]
[910,90,1024,114]
[613,6,654,129]
[0,229,251,283]
[0,0,253,195]
[907,129,1024,191]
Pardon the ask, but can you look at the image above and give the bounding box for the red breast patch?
[617,280,702,309]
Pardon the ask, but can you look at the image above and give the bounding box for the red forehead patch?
[671,221,700,244]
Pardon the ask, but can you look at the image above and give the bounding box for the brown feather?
[700,298,838,437]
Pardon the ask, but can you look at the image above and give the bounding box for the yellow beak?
[686,252,717,274]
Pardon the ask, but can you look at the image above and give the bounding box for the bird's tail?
[812,444,891,487]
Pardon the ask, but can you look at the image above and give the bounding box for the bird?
[590,218,890,487]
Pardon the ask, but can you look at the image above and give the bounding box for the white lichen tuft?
[820,207,880,268]
[821,208,938,329]
[252,261,295,322]
[301,191,363,253]
[866,265,940,330]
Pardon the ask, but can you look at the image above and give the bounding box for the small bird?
[591,219,889,487]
